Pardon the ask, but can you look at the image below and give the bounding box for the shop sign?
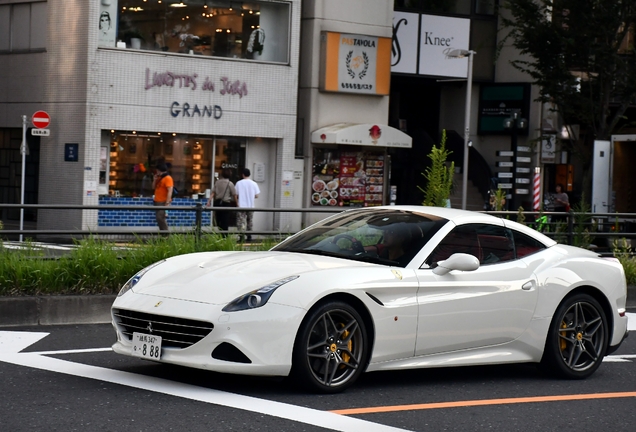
[145,69,251,119]
[145,69,248,98]
[311,123,412,148]
[392,12,419,74]
[391,13,470,78]
[320,32,391,96]
[542,135,557,163]
[478,83,531,135]
[419,14,470,78]
[64,143,79,162]
[170,102,223,119]
[311,150,385,208]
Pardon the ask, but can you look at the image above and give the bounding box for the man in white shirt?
[235,168,260,241]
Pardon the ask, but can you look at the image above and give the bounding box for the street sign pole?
[19,115,27,242]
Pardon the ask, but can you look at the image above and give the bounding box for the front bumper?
[111,292,306,376]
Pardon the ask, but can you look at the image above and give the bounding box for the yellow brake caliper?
[560,321,568,351]
[339,325,352,368]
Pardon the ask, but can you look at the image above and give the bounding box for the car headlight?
[222,275,299,312]
[118,260,166,297]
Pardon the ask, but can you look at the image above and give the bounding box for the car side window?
[426,223,515,267]
[476,225,514,265]
[426,225,482,266]
[511,230,546,258]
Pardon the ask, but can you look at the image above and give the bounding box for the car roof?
[342,205,557,247]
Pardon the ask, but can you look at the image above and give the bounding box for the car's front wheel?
[540,293,608,379]
[292,301,368,393]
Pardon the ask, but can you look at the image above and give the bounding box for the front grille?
[113,308,214,349]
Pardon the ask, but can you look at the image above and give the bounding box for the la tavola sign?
[320,32,391,96]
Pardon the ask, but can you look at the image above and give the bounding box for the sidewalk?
[1,288,635,328]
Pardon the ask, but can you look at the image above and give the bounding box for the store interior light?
[170,2,187,7]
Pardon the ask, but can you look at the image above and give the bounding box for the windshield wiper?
[284,249,345,259]
[351,254,400,266]
[283,249,400,266]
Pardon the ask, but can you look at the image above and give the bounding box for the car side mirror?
[432,253,480,275]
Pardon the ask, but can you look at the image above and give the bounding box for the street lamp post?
[446,49,476,210]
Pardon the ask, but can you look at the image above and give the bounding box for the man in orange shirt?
[153,162,174,232]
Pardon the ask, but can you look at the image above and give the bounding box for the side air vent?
[212,342,252,364]
[366,292,384,306]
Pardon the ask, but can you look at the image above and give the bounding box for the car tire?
[292,300,369,393]
[540,293,608,379]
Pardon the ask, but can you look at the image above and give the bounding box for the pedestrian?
[553,183,570,222]
[235,168,260,241]
[153,162,174,232]
[207,168,237,235]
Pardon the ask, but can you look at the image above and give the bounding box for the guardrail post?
[195,203,202,247]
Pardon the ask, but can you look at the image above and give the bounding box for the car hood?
[132,251,372,304]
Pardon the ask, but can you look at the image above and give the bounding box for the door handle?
[522,281,534,291]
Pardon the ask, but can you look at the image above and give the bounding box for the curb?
[0,288,634,328]
[0,295,116,327]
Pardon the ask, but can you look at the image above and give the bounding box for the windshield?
[273,209,447,267]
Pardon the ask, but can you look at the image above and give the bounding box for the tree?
[500,0,636,195]
[419,130,455,207]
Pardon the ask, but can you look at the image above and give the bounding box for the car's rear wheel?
[540,293,608,379]
[292,301,368,393]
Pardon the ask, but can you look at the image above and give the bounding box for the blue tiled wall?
[99,197,211,227]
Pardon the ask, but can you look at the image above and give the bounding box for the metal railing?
[1,203,635,248]
[0,203,341,242]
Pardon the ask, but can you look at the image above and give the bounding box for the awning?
[311,123,412,148]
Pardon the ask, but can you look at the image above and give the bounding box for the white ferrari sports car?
[111,206,629,393]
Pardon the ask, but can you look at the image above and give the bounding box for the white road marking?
[29,347,113,356]
[0,331,49,353]
[0,331,409,432]
[604,354,636,363]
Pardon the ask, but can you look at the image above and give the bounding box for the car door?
[413,223,539,356]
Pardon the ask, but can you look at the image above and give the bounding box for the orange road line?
[330,392,636,415]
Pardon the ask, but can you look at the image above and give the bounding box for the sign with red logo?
[32,111,51,129]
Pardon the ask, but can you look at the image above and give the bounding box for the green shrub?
[612,238,636,285]
[419,130,454,207]
[0,234,285,296]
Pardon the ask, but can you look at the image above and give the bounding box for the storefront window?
[213,138,246,186]
[98,0,290,63]
[106,131,248,198]
[312,149,386,208]
[99,147,108,186]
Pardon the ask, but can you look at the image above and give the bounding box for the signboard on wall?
[99,1,117,47]
[478,83,531,135]
[391,13,471,78]
[418,14,470,77]
[65,143,79,162]
[391,12,419,74]
[320,32,391,95]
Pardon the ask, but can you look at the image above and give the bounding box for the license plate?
[132,332,162,360]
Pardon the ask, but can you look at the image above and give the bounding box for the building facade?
[1,0,302,232]
[2,0,555,234]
